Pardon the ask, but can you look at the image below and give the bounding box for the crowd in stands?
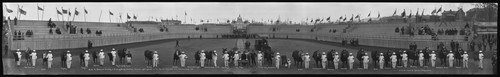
[13,30,35,40]
[395,24,471,40]
[196,27,208,32]
[328,29,338,33]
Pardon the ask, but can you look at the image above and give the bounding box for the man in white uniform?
[213,50,218,67]
[152,51,159,67]
[401,51,408,68]
[47,51,53,68]
[99,49,105,66]
[362,53,369,69]
[15,49,22,66]
[31,50,37,66]
[275,52,281,68]
[84,50,90,67]
[333,52,340,69]
[430,51,437,67]
[179,52,188,67]
[379,53,384,69]
[110,48,117,66]
[233,51,240,68]
[200,50,206,68]
[348,53,354,69]
[257,51,263,68]
[447,51,454,67]
[66,51,72,69]
[223,51,230,68]
[304,53,311,69]
[321,52,327,69]
[478,50,484,69]
[419,50,424,67]
[391,52,397,68]
[461,51,469,68]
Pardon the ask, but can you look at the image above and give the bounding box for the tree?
[471,3,498,21]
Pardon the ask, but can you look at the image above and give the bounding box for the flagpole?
[61,7,65,22]
[41,6,45,21]
[56,8,59,21]
[37,3,39,21]
[68,8,71,22]
[109,10,111,23]
[72,8,76,22]
[98,10,102,22]
[20,5,23,20]
[84,7,86,22]
[17,5,20,21]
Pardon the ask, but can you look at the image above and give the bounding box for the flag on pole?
[68,11,72,16]
[436,7,442,13]
[378,12,380,18]
[37,6,44,11]
[75,9,79,16]
[84,8,88,14]
[367,12,371,17]
[350,14,354,21]
[393,9,397,16]
[415,9,419,17]
[401,9,406,17]
[431,9,436,14]
[408,10,412,18]
[19,8,27,15]
[326,17,330,21]
[109,11,114,15]
[57,8,62,15]
[421,9,425,16]
[62,8,68,14]
[127,14,131,19]
[5,6,14,13]
[185,11,187,16]
[133,15,137,19]
[339,16,343,20]
[355,14,360,18]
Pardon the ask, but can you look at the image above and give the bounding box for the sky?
[3,2,479,24]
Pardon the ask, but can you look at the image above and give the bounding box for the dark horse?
[312,50,322,68]
[423,48,430,66]
[292,50,304,68]
[340,50,349,68]
[144,50,154,66]
[384,50,391,67]
[356,49,365,68]
[281,55,288,67]
[118,48,127,64]
[194,50,201,66]
[454,48,464,67]
[173,49,180,66]
[371,51,380,68]
[205,50,213,66]
[327,50,335,68]
[80,52,85,66]
[406,50,419,67]
[438,48,448,67]
[262,46,274,67]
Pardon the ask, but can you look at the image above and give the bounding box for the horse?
[292,50,304,67]
[194,50,201,66]
[438,48,449,67]
[423,48,430,66]
[454,49,464,67]
[395,50,403,66]
[249,51,257,66]
[173,49,180,66]
[384,51,392,67]
[340,50,349,68]
[371,50,380,68]
[326,50,335,68]
[356,49,365,68]
[407,50,418,67]
[144,50,153,66]
[312,50,322,68]
[205,50,213,66]
[92,51,98,64]
[118,48,127,64]
[280,55,288,67]
[79,52,85,66]
[61,51,67,67]
[262,46,274,67]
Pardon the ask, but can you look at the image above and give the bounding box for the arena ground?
[2,38,495,75]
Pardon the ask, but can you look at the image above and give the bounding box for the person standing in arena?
[257,51,263,68]
[126,51,132,65]
[233,51,240,68]
[47,51,53,69]
[304,53,311,69]
[333,52,340,69]
[419,50,424,67]
[478,50,484,70]
[213,50,218,67]
[84,50,90,67]
[152,51,159,67]
[110,48,117,66]
[401,51,408,68]
[99,49,105,66]
[348,53,354,69]
[30,50,37,67]
[66,51,72,69]
[430,51,437,67]
[362,53,369,69]
[321,52,327,69]
[223,51,230,68]
[379,53,384,69]
[447,51,454,68]
[462,51,469,68]
[391,52,397,69]
[176,40,180,47]
[200,50,206,68]
[179,52,187,67]
[15,49,22,66]
[275,52,281,69]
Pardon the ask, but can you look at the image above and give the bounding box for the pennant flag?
[68,11,71,16]
[355,14,360,18]
[436,7,442,13]
[339,16,343,20]
[350,14,354,21]
[367,12,371,17]
[57,8,62,15]
[421,9,425,16]
[5,7,13,13]
[343,15,347,21]
[408,10,412,18]
[127,14,131,19]
[37,6,44,11]
[185,11,187,16]
[393,9,397,16]
[19,8,27,15]
[401,9,406,17]
[84,8,88,14]
[378,12,380,18]
[62,8,68,14]
[326,17,330,21]
[75,9,79,15]
[133,15,137,19]
[431,9,436,14]
[109,11,114,15]
[415,9,419,17]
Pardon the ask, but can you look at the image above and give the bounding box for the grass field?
[3,38,495,75]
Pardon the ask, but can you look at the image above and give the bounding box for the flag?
[5,7,13,13]
[326,17,330,21]
[436,7,442,13]
[378,12,380,18]
[109,11,114,15]
[68,11,71,16]
[367,12,371,17]
[62,8,68,14]
[185,11,187,16]
[401,9,406,17]
[37,6,44,11]
[415,9,419,17]
[421,9,425,16]
[339,16,343,19]
[431,9,436,14]
[408,10,412,18]
[368,18,372,22]
[57,8,62,15]
[19,8,27,15]
[133,15,137,19]
[343,15,347,21]
[75,9,79,15]
[127,14,131,19]
[84,8,88,14]
[393,9,397,16]
[350,14,354,21]
[355,14,360,18]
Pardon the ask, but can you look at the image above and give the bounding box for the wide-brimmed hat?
[154,51,158,53]
[49,51,52,53]
[181,52,185,54]
[305,53,309,55]
[67,51,70,52]
[85,50,88,52]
